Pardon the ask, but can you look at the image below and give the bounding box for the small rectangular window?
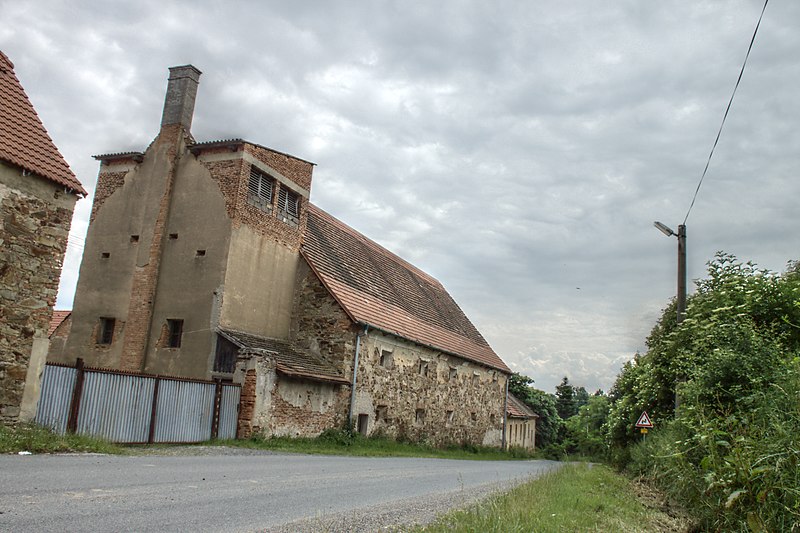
[169,233,178,240]
[130,235,140,243]
[472,373,480,385]
[471,412,478,422]
[415,408,425,425]
[248,168,274,211]
[98,317,115,345]
[418,359,429,377]
[101,252,110,259]
[277,185,300,225]
[379,349,393,369]
[448,367,457,381]
[196,250,206,257]
[167,319,183,348]
[376,405,388,421]
[446,410,454,426]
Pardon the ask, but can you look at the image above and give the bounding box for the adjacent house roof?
[302,204,510,373]
[218,328,350,385]
[0,51,86,195]
[506,393,539,419]
[48,310,71,337]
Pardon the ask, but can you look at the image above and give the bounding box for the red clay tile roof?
[218,328,350,385]
[507,393,539,419]
[0,51,86,195]
[302,204,510,373]
[48,310,71,337]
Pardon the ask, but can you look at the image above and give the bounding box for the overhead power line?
[684,0,769,225]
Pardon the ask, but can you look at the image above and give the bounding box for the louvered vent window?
[277,185,300,226]
[248,168,273,211]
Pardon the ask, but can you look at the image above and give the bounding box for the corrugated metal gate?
[35,360,240,443]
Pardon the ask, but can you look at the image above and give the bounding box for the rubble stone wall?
[235,352,349,439]
[355,330,507,447]
[0,167,77,423]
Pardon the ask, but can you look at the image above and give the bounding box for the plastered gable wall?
[62,142,171,368]
[0,165,76,422]
[144,151,232,378]
[61,133,233,377]
[354,331,506,446]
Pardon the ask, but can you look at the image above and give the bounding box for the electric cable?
[684,0,769,225]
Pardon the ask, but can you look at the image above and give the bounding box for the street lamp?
[653,221,687,324]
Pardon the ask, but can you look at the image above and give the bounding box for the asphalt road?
[0,450,561,532]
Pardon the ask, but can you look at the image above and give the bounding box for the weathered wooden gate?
[34,360,240,443]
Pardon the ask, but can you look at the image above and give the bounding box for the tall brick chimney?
[160,65,202,131]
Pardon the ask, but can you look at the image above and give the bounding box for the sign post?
[635,411,654,440]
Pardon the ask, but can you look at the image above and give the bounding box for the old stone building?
[0,51,86,423]
[56,65,512,446]
[505,393,538,450]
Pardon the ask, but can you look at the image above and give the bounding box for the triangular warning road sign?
[635,411,653,428]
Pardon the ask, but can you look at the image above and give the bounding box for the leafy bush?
[608,253,800,531]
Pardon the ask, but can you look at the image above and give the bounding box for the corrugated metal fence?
[35,360,240,443]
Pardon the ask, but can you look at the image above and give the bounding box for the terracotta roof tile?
[507,393,539,419]
[218,328,349,385]
[0,51,85,195]
[48,310,71,337]
[303,204,510,373]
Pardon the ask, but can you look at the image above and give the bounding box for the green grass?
[219,428,539,461]
[0,423,124,455]
[414,463,690,532]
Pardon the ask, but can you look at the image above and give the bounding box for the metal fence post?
[147,377,161,444]
[211,380,222,440]
[66,358,85,434]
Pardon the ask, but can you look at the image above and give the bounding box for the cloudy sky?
[2,0,797,393]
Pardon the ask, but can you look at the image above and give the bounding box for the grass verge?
[218,428,538,461]
[0,423,123,455]
[414,463,692,532]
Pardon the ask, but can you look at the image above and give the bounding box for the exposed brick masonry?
[89,168,129,223]
[119,125,184,372]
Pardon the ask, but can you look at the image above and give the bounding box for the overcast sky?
[2,0,797,394]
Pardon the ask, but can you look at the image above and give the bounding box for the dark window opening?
[418,360,429,377]
[166,319,183,348]
[448,367,457,381]
[446,410,455,426]
[98,317,115,345]
[357,414,369,436]
[196,249,206,257]
[169,233,178,240]
[214,334,239,373]
[130,235,140,243]
[277,185,300,225]
[376,405,388,421]
[379,349,393,369]
[101,252,110,259]
[471,412,478,422]
[415,408,425,425]
[248,168,274,211]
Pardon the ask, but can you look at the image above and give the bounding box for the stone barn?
[56,65,512,446]
[0,51,86,423]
